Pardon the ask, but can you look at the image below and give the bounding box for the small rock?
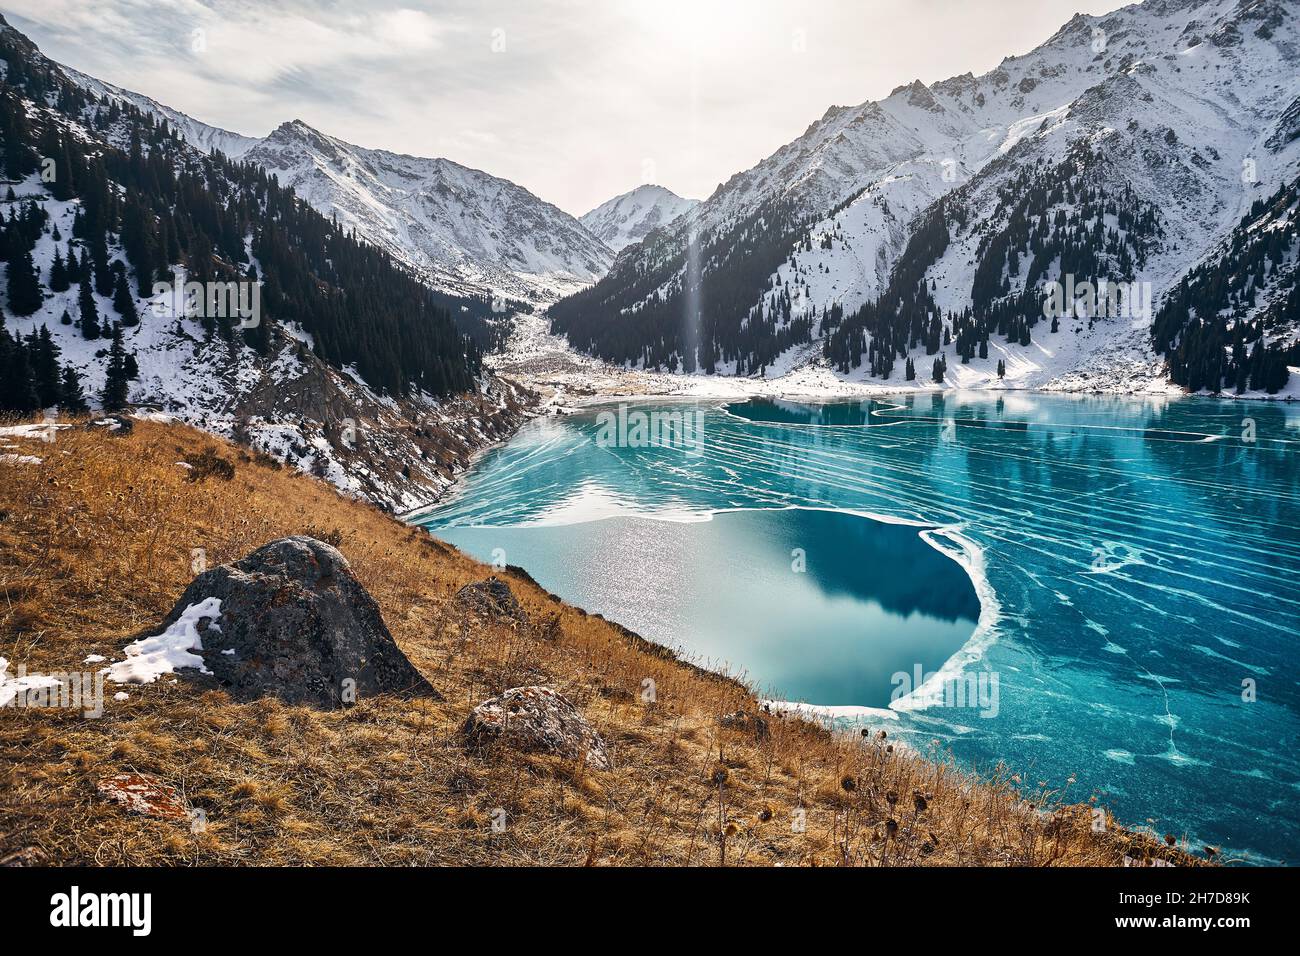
[85,415,134,435]
[462,686,611,770]
[97,772,190,823]
[719,709,770,741]
[452,577,528,628]
[538,613,563,642]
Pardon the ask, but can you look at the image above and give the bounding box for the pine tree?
[997,359,1006,379]
[120,201,154,296]
[29,326,61,407]
[6,247,43,316]
[59,365,88,413]
[1,338,40,413]
[112,268,139,325]
[77,274,101,339]
[101,323,130,411]
[49,248,69,292]
[91,229,113,297]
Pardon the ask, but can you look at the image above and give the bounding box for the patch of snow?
[106,597,221,685]
[0,657,65,707]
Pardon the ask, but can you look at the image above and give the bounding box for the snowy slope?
[579,184,698,252]
[557,0,1300,392]
[910,0,1300,392]
[1,170,529,512]
[57,66,260,160]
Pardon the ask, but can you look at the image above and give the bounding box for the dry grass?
[0,417,1200,866]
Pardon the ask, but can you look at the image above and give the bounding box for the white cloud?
[5,0,1134,215]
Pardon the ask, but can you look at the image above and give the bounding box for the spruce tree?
[77,274,101,340]
[59,365,88,413]
[49,248,69,292]
[1,339,40,413]
[6,248,43,316]
[101,323,130,411]
[91,229,113,297]
[112,268,139,325]
[29,326,62,407]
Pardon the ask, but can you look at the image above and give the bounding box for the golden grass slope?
[0,417,1200,866]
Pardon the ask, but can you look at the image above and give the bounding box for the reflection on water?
[438,508,981,707]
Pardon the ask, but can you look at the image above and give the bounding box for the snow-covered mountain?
[553,0,1300,394]
[579,184,698,252]
[241,121,611,305]
[59,80,611,308]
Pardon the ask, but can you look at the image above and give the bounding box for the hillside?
[551,0,1300,394]
[0,418,1203,866]
[0,15,531,511]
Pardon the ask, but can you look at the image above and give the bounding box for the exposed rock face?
[461,686,611,770]
[451,577,529,628]
[160,536,436,707]
[240,120,613,306]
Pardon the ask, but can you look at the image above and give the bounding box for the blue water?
[415,392,1300,864]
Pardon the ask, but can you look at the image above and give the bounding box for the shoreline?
[487,313,1300,409]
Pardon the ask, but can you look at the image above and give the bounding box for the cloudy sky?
[4,0,1132,216]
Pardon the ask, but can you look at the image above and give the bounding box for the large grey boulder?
[461,686,611,770]
[451,576,528,628]
[158,536,436,707]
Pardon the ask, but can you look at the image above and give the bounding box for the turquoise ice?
[415,392,1300,865]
